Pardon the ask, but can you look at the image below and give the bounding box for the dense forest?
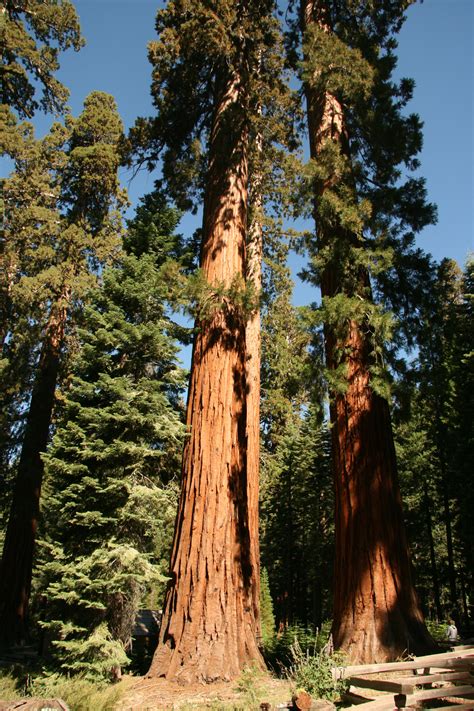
[0,0,472,695]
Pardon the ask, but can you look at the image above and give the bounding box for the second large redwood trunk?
[301,0,435,663]
[328,318,433,661]
[148,70,262,683]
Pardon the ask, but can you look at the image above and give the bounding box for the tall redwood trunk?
[148,70,263,683]
[301,0,434,662]
[0,299,67,647]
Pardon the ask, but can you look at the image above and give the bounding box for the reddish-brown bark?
[0,298,67,647]
[245,158,263,644]
[301,0,435,663]
[148,72,263,682]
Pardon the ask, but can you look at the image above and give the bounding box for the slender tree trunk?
[0,297,67,647]
[423,482,442,620]
[245,134,263,645]
[301,0,434,663]
[438,446,458,611]
[148,70,263,683]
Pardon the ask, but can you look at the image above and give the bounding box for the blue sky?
[5,0,474,276]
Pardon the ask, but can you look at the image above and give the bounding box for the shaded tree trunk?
[0,298,67,647]
[301,0,434,663]
[148,70,262,683]
[438,442,458,612]
[423,482,442,620]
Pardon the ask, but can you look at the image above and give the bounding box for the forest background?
[0,0,473,689]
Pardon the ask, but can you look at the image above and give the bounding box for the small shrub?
[425,618,447,642]
[286,639,348,701]
[263,622,331,672]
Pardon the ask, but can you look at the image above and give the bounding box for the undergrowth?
[0,669,133,711]
[285,639,348,701]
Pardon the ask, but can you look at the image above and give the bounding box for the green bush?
[286,639,347,701]
[425,618,447,642]
[263,621,331,672]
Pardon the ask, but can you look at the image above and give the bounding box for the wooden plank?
[433,705,474,711]
[343,690,377,706]
[348,670,472,694]
[348,676,414,694]
[347,685,474,710]
[407,685,474,703]
[334,650,474,679]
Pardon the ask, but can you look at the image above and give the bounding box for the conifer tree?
[259,236,332,629]
[394,399,445,620]
[295,0,437,661]
[0,108,69,503]
[259,568,275,646]
[38,194,187,677]
[140,0,292,682]
[407,257,474,624]
[1,0,83,118]
[452,259,474,620]
[0,92,125,647]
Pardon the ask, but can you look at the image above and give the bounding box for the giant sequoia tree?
[296,0,437,661]
[137,0,293,682]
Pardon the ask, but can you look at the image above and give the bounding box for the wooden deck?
[334,647,474,709]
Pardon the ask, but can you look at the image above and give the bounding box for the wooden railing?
[333,647,474,709]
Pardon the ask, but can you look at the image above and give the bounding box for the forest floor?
[115,673,295,710]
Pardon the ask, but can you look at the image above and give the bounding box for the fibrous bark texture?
[245,138,263,644]
[148,72,262,683]
[0,302,66,647]
[301,0,435,663]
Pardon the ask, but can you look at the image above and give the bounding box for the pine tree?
[394,399,445,621]
[452,259,474,622]
[0,92,125,647]
[259,568,275,646]
[407,257,474,625]
[295,0,437,661]
[259,232,332,629]
[139,0,293,682]
[38,194,187,678]
[1,0,83,118]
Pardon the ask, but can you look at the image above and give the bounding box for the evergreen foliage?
[259,243,332,630]
[1,0,84,118]
[395,257,474,627]
[0,91,127,649]
[261,411,333,629]
[259,568,276,647]
[291,0,437,389]
[38,194,187,677]
[131,0,296,217]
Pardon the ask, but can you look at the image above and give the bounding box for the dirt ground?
[116,674,294,710]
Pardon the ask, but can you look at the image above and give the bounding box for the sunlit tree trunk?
[245,128,263,644]
[148,70,263,682]
[0,296,67,647]
[301,0,434,663]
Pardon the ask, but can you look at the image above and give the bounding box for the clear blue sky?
[9,0,474,275]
